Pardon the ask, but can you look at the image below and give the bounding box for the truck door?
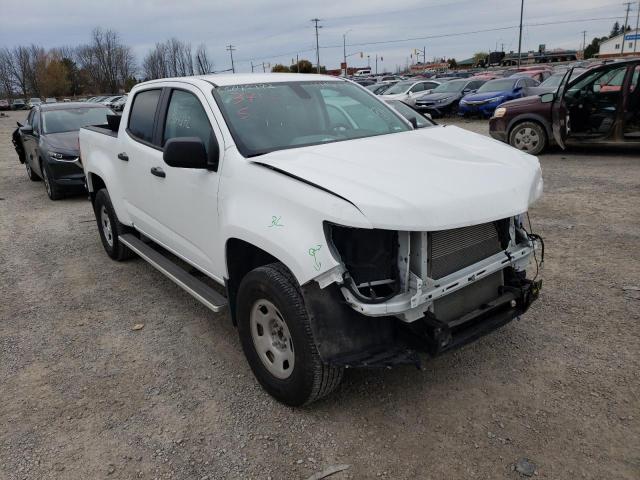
[143,85,224,277]
[551,68,572,149]
[119,88,165,236]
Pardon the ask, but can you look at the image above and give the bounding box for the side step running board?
[119,233,228,313]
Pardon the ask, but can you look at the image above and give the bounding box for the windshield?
[42,107,112,134]
[540,74,563,88]
[214,81,411,156]
[386,100,432,128]
[432,80,468,93]
[477,79,516,92]
[383,81,414,94]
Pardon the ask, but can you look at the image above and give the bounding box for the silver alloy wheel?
[100,205,114,247]
[42,164,51,195]
[250,299,295,379]
[513,126,540,152]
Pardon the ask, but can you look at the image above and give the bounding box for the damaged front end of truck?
[302,215,543,368]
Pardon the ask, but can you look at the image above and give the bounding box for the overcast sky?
[0,0,632,73]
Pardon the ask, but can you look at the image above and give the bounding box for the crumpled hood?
[252,126,543,231]
[43,131,79,153]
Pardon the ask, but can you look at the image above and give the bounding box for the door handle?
[150,166,166,178]
[117,152,129,161]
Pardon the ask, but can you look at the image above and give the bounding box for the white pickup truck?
[80,73,544,406]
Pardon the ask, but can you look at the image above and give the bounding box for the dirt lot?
[1,109,638,480]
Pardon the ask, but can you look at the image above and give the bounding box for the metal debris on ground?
[305,464,351,480]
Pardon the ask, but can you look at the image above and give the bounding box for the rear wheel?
[509,121,547,155]
[236,263,343,406]
[93,188,135,261]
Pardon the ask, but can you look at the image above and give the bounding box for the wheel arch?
[507,114,554,146]
[225,238,289,325]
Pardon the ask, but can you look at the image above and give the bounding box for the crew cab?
[80,74,544,406]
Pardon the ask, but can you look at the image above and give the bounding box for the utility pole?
[375,55,378,74]
[367,54,370,68]
[621,2,632,55]
[343,30,351,76]
[311,18,322,74]
[634,1,640,52]
[517,0,524,67]
[423,46,426,65]
[250,61,255,73]
[226,45,236,73]
[262,62,266,73]
[581,30,587,53]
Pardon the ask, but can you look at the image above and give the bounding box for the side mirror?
[514,86,523,92]
[409,117,418,129]
[540,92,555,103]
[19,125,33,135]
[163,137,219,171]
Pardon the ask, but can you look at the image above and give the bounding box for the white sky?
[0,0,633,73]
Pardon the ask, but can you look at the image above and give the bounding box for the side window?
[163,90,215,154]
[409,83,424,93]
[128,89,161,144]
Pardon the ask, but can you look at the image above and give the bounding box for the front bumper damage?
[302,219,543,368]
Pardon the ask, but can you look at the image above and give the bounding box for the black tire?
[25,160,40,181]
[236,262,343,406]
[93,188,135,261]
[509,121,547,155]
[40,160,63,200]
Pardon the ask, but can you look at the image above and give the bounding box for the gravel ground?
[1,109,639,480]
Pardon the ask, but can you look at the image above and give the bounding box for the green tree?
[271,64,290,73]
[610,21,620,38]
[290,59,313,73]
[447,58,458,69]
[584,36,607,59]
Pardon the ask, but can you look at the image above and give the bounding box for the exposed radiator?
[428,221,503,279]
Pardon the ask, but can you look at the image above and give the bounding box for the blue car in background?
[458,76,539,117]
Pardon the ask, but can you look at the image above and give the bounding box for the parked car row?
[1,94,129,111]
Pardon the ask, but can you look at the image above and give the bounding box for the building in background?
[597,29,640,58]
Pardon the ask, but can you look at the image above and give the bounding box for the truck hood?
[251,126,543,231]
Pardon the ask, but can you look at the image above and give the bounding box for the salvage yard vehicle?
[12,102,113,199]
[490,59,640,154]
[459,76,539,117]
[80,73,544,406]
[414,78,486,116]
[381,79,441,106]
[11,99,27,110]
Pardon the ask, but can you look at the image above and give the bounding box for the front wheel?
[236,263,343,406]
[509,121,547,155]
[40,160,63,200]
[25,160,40,181]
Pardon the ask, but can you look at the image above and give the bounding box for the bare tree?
[142,38,196,80]
[195,44,213,74]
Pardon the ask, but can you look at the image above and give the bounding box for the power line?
[621,2,632,55]
[233,15,625,67]
[226,44,236,73]
[311,18,322,73]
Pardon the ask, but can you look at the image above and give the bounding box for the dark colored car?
[382,98,435,129]
[489,59,640,155]
[12,102,113,200]
[458,77,539,117]
[11,99,27,110]
[414,78,486,116]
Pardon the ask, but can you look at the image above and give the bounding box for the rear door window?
[128,89,161,144]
